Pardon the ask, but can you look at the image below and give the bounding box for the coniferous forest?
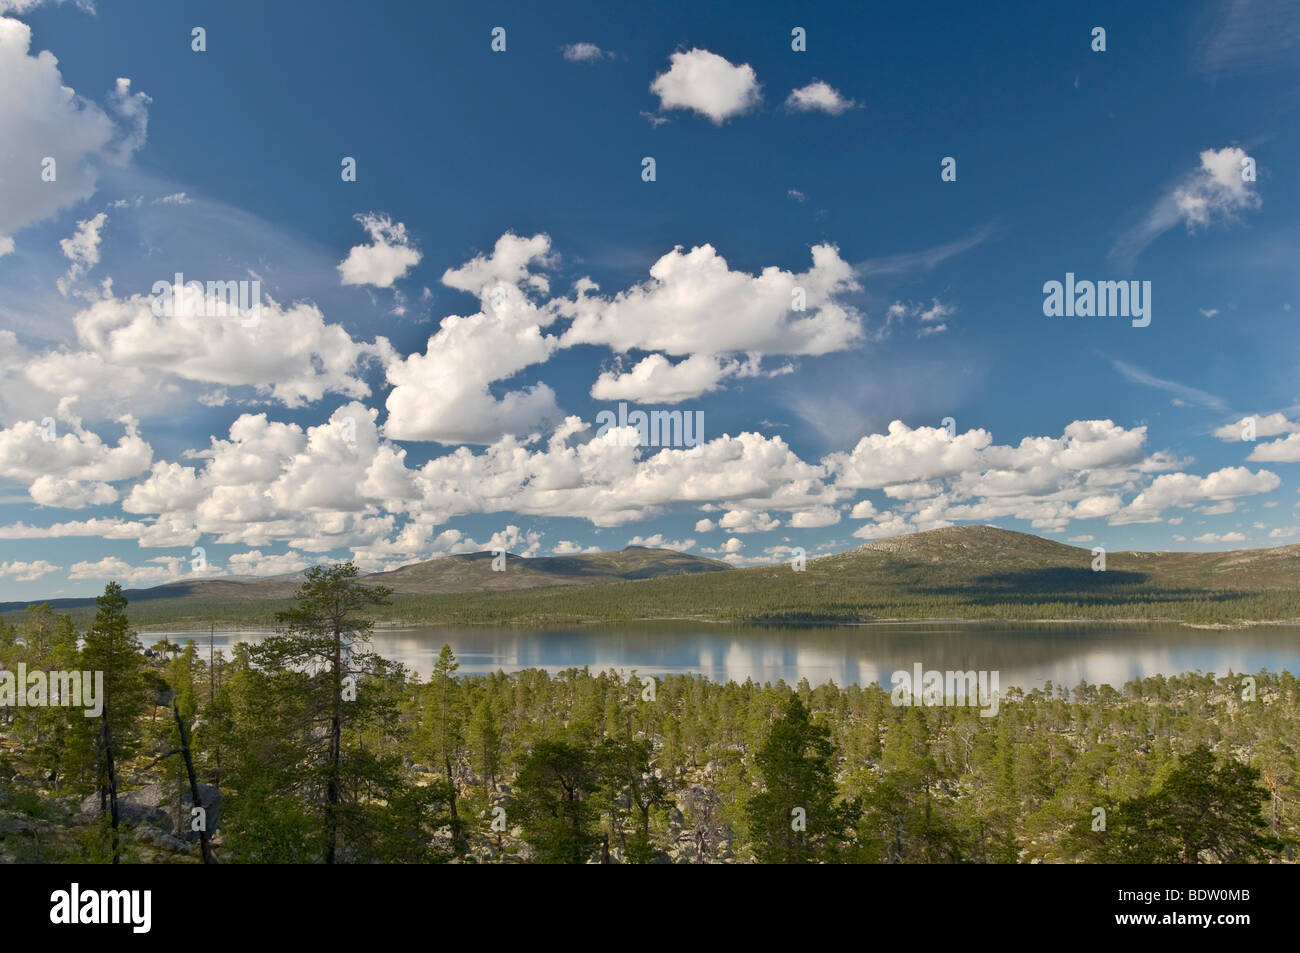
[2,566,1295,865]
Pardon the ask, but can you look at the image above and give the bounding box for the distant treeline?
[380,570,1300,627]
[1,566,1296,864]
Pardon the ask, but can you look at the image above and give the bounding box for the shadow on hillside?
[445,552,618,580]
[529,556,727,580]
[529,556,620,579]
[915,568,1252,606]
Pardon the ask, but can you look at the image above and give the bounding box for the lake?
[139,621,1300,691]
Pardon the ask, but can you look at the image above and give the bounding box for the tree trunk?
[327,625,342,864]
[172,703,216,864]
[445,753,467,856]
[100,711,121,864]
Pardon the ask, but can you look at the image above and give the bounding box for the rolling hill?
[366,545,731,593]
[5,527,1299,628]
[373,526,1300,628]
[0,546,731,626]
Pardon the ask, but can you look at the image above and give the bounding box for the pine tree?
[597,733,667,863]
[746,694,856,863]
[1075,745,1281,863]
[514,738,601,863]
[468,693,502,790]
[238,562,398,863]
[10,606,80,789]
[423,644,467,854]
[76,583,147,863]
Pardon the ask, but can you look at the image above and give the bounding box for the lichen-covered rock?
[79,781,221,839]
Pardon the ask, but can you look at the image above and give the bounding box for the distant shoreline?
[130,615,1300,635]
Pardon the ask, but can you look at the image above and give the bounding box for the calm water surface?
[139,621,1300,691]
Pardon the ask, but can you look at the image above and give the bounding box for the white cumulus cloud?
[649,48,761,123]
[786,80,857,114]
[0,18,148,253]
[338,212,422,288]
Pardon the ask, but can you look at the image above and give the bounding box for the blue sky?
[1,0,1299,599]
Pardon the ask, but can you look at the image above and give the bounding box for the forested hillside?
[7,527,1300,629]
[366,526,1300,628]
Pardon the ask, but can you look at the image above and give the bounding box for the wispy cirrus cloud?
[1196,0,1300,75]
[856,222,1000,277]
[1109,147,1261,268]
[1106,355,1229,411]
